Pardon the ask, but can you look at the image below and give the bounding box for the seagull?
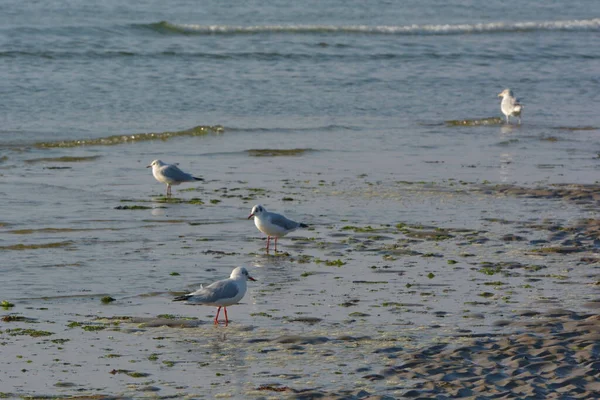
[173,267,256,326]
[498,89,523,125]
[248,204,308,252]
[147,159,203,197]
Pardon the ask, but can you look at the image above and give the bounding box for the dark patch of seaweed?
[34,125,224,148]
[445,117,503,126]
[246,148,316,157]
[24,156,102,163]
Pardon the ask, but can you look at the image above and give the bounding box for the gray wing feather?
[187,280,239,303]
[162,164,194,182]
[271,213,300,231]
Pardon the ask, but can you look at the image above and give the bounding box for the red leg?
[166,184,172,197]
[224,307,229,326]
[274,237,278,252]
[266,236,271,251]
[214,306,221,325]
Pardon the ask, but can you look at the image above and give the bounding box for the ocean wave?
[34,125,224,149]
[145,18,600,36]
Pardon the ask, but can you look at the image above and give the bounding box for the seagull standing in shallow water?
[147,159,203,197]
[498,88,523,125]
[173,267,256,326]
[248,204,308,252]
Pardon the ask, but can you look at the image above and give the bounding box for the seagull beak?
[247,213,254,219]
[146,165,151,168]
[248,276,257,281]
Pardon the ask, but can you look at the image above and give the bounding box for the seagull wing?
[186,279,239,304]
[161,164,195,182]
[270,213,300,231]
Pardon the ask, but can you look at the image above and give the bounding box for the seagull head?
[248,204,266,219]
[231,266,257,281]
[498,88,512,98]
[146,159,164,169]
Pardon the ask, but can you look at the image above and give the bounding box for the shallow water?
[1,0,600,398]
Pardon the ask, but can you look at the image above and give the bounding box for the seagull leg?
[224,307,229,326]
[214,306,221,325]
[166,184,172,197]
[265,236,270,251]
[274,237,278,252]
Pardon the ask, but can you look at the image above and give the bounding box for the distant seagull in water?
[498,88,523,124]
[248,204,308,252]
[147,159,203,197]
[173,267,256,326]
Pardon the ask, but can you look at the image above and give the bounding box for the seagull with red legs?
[173,267,256,326]
[248,204,308,252]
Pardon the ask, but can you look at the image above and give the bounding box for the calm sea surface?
[1,1,599,397]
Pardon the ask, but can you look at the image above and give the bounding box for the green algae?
[0,241,73,251]
[150,197,204,205]
[101,296,115,304]
[293,254,314,264]
[314,258,346,267]
[156,314,177,319]
[109,369,151,378]
[555,126,598,131]
[24,155,102,164]
[445,117,503,126]
[114,205,152,210]
[34,125,224,148]
[82,325,105,332]
[341,225,379,233]
[1,315,36,322]
[250,312,273,318]
[478,265,502,275]
[3,328,53,337]
[246,148,314,157]
[1,301,15,309]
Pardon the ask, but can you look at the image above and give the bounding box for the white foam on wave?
[164,18,600,35]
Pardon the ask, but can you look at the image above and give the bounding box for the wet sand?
[1,157,599,398]
[1,121,599,398]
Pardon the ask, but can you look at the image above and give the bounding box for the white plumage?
[498,88,523,125]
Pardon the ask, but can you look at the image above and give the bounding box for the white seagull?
[248,204,308,252]
[498,89,523,125]
[147,159,203,197]
[173,267,256,326]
